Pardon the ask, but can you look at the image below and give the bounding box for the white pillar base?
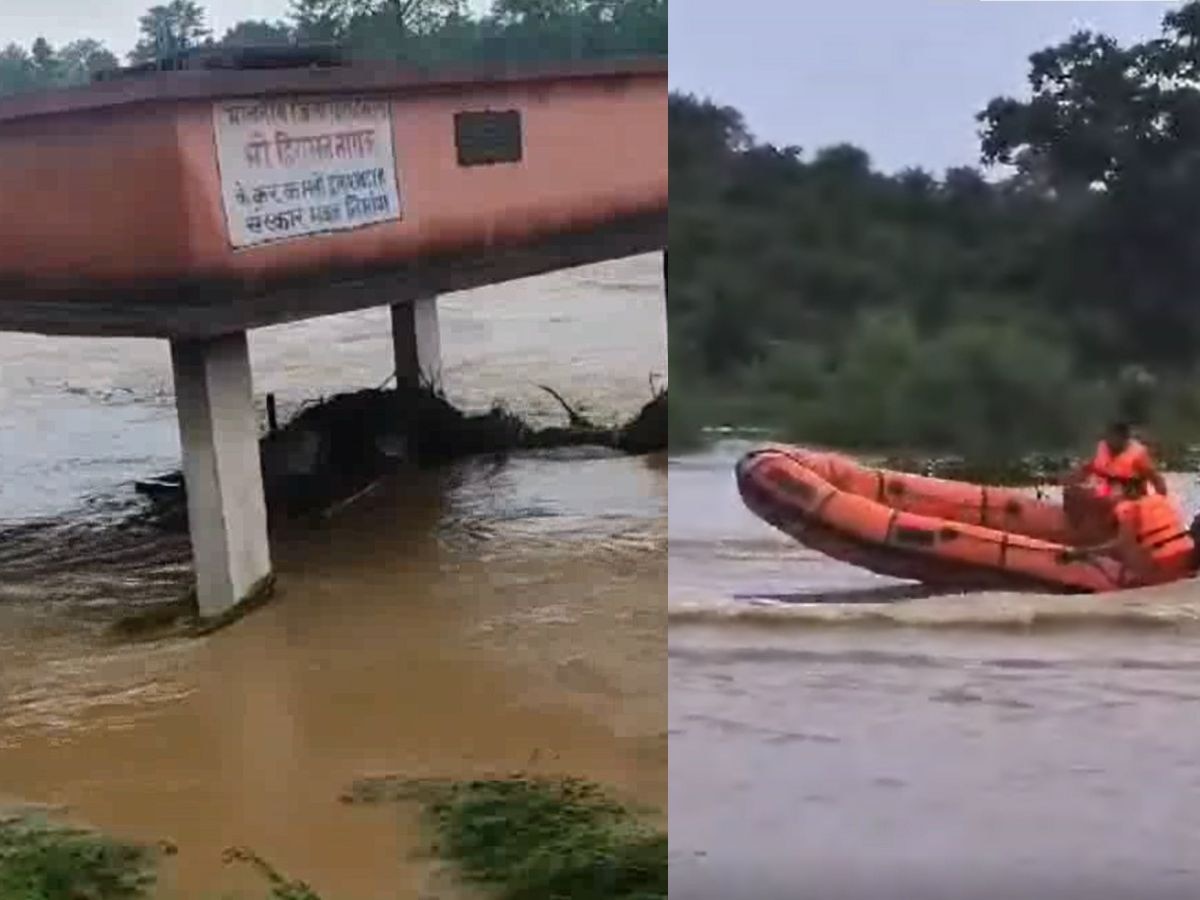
[171,332,272,619]
[391,296,442,390]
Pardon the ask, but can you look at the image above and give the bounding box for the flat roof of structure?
[0,56,667,125]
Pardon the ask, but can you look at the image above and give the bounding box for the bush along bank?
[0,812,333,900]
[668,326,1200,483]
[0,775,666,900]
[0,814,161,900]
[342,775,667,900]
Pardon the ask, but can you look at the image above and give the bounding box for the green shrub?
[345,776,665,900]
[0,817,156,900]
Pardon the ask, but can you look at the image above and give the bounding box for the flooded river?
[670,442,1200,900]
[0,253,666,899]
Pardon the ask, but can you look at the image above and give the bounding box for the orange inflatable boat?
[735,444,1194,593]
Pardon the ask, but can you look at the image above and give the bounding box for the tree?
[0,39,117,94]
[340,0,468,59]
[492,0,576,23]
[30,37,61,85]
[129,1,212,64]
[668,93,751,168]
[976,5,1200,194]
[0,45,37,96]
[373,0,468,38]
[973,0,1200,367]
[58,39,120,82]
[221,20,295,46]
[898,167,937,197]
[288,0,350,41]
[812,144,872,179]
[0,0,663,98]
[667,90,1121,452]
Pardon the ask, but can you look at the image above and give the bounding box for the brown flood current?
[670,444,1200,900]
[0,254,665,899]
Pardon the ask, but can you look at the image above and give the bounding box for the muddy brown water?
[670,443,1200,900]
[0,254,665,899]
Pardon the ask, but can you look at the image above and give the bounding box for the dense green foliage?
[0,776,665,898]
[0,0,664,95]
[671,3,1200,458]
[0,817,157,900]
[422,778,665,900]
[345,775,666,900]
[0,816,316,900]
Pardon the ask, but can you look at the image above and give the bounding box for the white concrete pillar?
[391,296,442,389]
[170,332,272,619]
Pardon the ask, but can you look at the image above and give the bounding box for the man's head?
[1105,421,1132,453]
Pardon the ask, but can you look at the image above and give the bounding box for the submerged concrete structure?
[171,333,272,612]
[391,297,442,390]
[0,58,666,619]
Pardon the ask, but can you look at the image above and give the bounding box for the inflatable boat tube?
[735,444,1167,593]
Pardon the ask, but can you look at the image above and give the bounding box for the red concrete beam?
[0,59,666,337]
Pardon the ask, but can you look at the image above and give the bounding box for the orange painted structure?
[736,445,1196,594]
[0,59,666,337]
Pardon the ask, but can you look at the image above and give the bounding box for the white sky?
[671,0,1178,174]
[0,0,493,57]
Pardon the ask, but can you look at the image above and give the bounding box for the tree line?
[670,2,1200,460]
[0,0,665,94]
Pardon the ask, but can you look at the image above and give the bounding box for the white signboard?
[213,96,403,249]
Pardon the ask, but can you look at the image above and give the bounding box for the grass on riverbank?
[0,815,158,900]
[0,777,666,900]
[344,775,667,900]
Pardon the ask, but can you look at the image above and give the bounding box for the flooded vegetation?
[0,814,160,900]
[0,254,665,898]
[0,774,666,900]
[347,776,666,900]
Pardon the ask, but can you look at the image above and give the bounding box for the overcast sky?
[670,0,1181,174]
[0,0,492,60]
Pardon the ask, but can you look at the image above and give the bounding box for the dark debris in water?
[0,384,665,633]
[140,384,667,521]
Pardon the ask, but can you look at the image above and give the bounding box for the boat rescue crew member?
[1078,422,1168,500]
[1070,481,1196,585]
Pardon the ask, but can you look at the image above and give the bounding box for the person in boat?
[1076,421,1168,500]
[1067,481,1195,585]
[1063,422,1167,544]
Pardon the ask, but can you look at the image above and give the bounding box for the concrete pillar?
[391,296,442,389]
[170,332,272,619]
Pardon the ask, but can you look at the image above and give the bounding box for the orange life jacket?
[1091,439,1152,498]
[1114,494,1194,582]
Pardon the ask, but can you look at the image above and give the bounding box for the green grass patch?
[0,815,158,900]
[0,814,323,900]
[345,776,666,900]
